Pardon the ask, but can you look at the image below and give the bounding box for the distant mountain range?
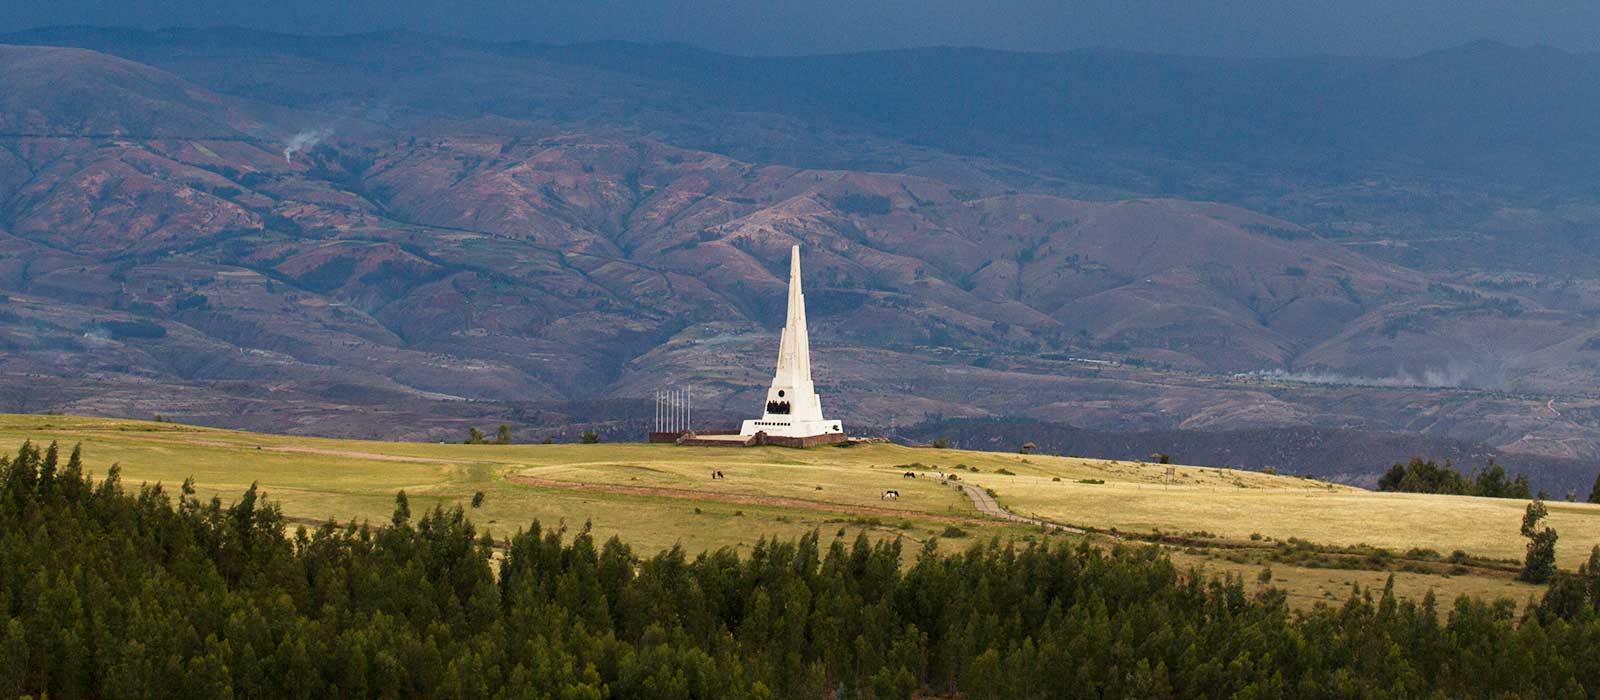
[2,28,1599,492]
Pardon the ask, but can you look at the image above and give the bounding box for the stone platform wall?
[754,432,849,448]
[647,430,739,443]
[646,430,848,448]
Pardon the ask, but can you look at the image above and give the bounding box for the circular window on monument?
[777,390,785,397]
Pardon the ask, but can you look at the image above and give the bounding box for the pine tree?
[493,424,512,445]
[37,442,58,494]
[465,427,485,444]
[393,490,411,527]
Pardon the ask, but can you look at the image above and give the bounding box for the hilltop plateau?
[8,414,1597,610]
[4,32,1600,490]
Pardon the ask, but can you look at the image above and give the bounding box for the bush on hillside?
[828,192,892,216]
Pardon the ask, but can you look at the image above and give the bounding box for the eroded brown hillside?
[3,38,1600,489]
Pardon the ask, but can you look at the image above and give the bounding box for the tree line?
[3,440,1600,699]
[462,426,599,444]
[1377,457,1533,499]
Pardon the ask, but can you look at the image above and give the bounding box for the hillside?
[8,414,1598,610]
[9,428,1600,700]
[2,32,1600,489]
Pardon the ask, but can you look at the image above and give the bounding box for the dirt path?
[952,482,1084,534]
[507,475,994,526]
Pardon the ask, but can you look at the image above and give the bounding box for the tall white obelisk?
[740,245,844,438]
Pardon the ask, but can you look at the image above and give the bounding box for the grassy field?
[955,460,1600,567]
[0,413,1587,609]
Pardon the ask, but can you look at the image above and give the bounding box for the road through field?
[954,482,1085,533]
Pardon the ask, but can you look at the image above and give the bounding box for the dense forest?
[1377,458,1534,499]
[4,441,1600,699]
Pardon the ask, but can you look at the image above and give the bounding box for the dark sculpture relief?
[766,400,792,414]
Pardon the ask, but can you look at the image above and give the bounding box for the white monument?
[740,245,845,439]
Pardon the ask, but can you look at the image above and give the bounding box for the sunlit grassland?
[1174,550,1550,611]
[957,465,1600,568]
[0,415,1030,557]
[0,413,1585,608]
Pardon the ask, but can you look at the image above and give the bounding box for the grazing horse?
[903,471,917,478]
[881,490,900,500]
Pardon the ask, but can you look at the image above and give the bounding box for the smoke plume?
[283,128,333,164]
[1245,363,1506,391]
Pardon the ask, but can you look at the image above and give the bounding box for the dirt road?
[952,482,1084,534]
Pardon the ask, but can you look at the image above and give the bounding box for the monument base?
[658,430,847,448]
[739,418,844,439]
[648,430,740,443]
[754,431,848,448]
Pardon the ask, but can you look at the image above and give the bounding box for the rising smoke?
[283,127,334,164]
[1245,363,1507,391]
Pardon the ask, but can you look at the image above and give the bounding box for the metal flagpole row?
[654,387,695,434]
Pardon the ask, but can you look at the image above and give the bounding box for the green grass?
[1,413,1586,608]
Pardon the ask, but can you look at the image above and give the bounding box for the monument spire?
[776,245,812,386]
[740,244,844,441]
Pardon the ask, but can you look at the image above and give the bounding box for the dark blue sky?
[5,0,1599,57]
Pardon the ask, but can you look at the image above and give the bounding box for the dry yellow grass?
[1171,550,1548,611]
[0,414,1584,608]
[0,416,1024,559]
[958,465,1600,568]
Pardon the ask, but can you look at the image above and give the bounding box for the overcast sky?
[6,0,1599,57]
